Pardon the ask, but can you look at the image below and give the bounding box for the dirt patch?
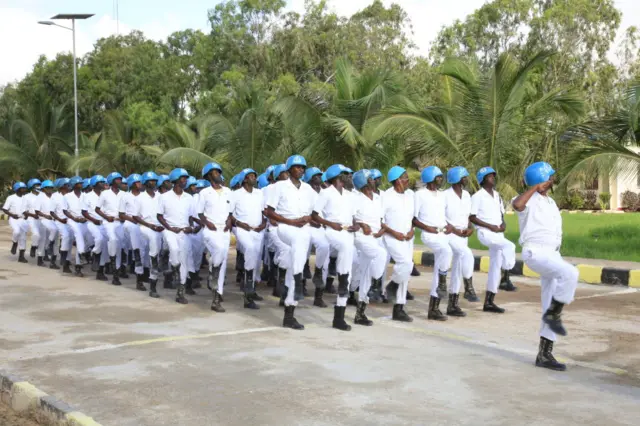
[571,330,640,378]
[0,403,39,426]
[30,306,188,324]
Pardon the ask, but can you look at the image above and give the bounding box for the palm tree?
[69,111,163,175]
[371,51,585,194]
[274,58,408,170]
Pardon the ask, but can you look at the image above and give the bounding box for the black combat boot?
[332,306,351,331]
[273,267,286,298]
[111,257,121,286]
[60,251,72,273]
[337,273,349,298]
[30,246,37,258]
[463,277,479,302]
[174,266,188,304]
[303,260,312,279]
[163,272,174,289]
[428,296,448,321]
[11,242,17,255]
[312,266,323,288]
[436,273,448,299]
[91,253,101,272]
[36,256,45,267]
[74,265,84,277]
[446,293,466,317]
[211,291,225,312]
[244,270,259,309]
[347,291,358,306]
[49,255,59,270]
[392,304,413,322]
[133,249,142,268]
[483,291,505,313]
[260,262,269,282]
[535,337,566,371]
[283,305,304,330]
[328,256,337,276]
[411,265,421,276]
[185,272,198,295]
[313,287,327,308]
[406,290,415,300]
[368,277,383,303]
[324,276,336,294]
[499,269,517,291]
[207,265,220,292]
[119,264,129,279]
[354,301,373,326]
[201,253,208,268]
[149,279,160,298]
[294,273,305,301]
[543,299,567,336]
[142,267,150,283]
[136,274,147,291]
[96,265,108,281]
[18,250,28,263]
[104,261,113,275]
[385,281,399,303]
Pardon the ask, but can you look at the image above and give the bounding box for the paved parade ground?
[1,224,640,425]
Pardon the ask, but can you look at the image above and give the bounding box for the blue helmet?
[230,174,241,188]
[55,178,70,189]
[387,166,406,183]
[40,179,54,189]
[239,168,257,183]
[272,164,287,180]
[370,169,382,180]
[257,173,270,189]
[303,167,322,183]
[524,162,555,186]
[196,179,208,189]
[325,164,350,181]
[106,172,123,185]
[157,174,170,187]
[82,178,91,190]
[127,173,142,187]
[69,176,83,187]
[476,166,496,185]
[169,168,189,182]
[12,182,26,192]
[447,166,469,184]
[321,172,327,183]
[186,176,198,188]
[90,175,106,187]
[27,178,41,190]
[286,154,307,170]
[141,171,159,184]
[353,169,372,190]
[265,165,276,176]
[420,166,443,184]
[202,162,222,178]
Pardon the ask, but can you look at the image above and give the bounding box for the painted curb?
[0,370,101,426]
[417,251,640,287]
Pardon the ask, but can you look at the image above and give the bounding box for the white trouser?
[68,220,88,254]
[523,245,578,342]
[203,228,230,295]
[383,235,413,305]
[9,217,28,250]
[87,222,109,265]
[269,226,290,269]
[277,224,311,307]
[103,221,122,260]
[41,219,58,247]
[236,228,264,272]
[309,226,330,274]
[163,230,191,285]
[354,233,387,303]
[421,232,453,297]
[448,233,474,294]
[27,217,45,255]
[123,221,142,251]
[191,230,205,271]
[325,228,355,307]
[140,226,163,280]
[55,222,73,252]
[477,228,516,293]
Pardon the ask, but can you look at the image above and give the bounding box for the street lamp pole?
[38,13,93,176]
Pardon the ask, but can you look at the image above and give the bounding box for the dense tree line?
[1,0,640,199]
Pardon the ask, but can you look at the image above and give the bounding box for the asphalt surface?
[1,224,639,425]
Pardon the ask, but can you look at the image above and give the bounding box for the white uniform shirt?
[50,192,66,218]
[64,192,84,217]
[35,192,53,216]
[444,187,472,230]
[134,191,161,226]
[267,179,315,220]
[354,191,383,233]
[197,186,232,226]
[158,190,193,228]
[414,188,447,228]
[3,194,25,216]
[23,193,39,215]
[230,187,264,228]
[470,188,504,227]
[82,191,102,220]
[381,187,414,234]
[119,192,138,216]
[313,185,354,227]
[98,189,122,218]
[515,192,562,248]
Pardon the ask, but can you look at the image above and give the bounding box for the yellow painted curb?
[412,250,422,265]
[10,382,47,412]
[629,270,640,288]
[523,264,540,278]
[577,264,603,284]
[230,234,236,246]
[66,411,102,426]
[479,256,490,273]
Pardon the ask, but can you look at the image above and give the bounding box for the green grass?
[415,213,640,262]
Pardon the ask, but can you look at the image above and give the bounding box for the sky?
[1,0,640,86]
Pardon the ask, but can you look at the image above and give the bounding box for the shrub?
[583,190,598,210]
[598,192,611,210]
[620,191,639,210]
[567,189,585,210]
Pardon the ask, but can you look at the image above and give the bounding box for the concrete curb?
[0,370,101,426]
[415,251,640,287]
